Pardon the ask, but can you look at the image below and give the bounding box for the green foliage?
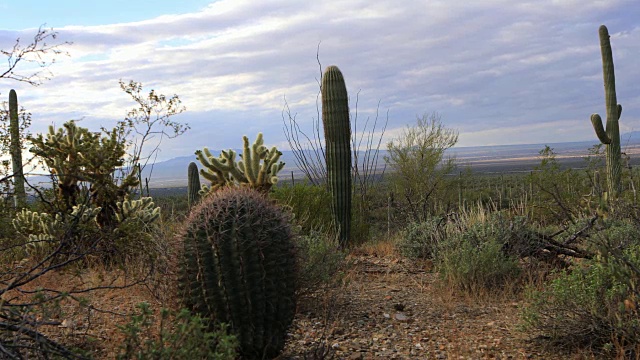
[385,112,458,223]
[397,217,447,259]
[321,65,352,247]
[522,247,640,353]
[590,25,623,199]
[433,212,524,292]
[196,133,284,194]
[178,187,296,359]
[270,183,346,293]
[438,238,521,292]
[295,229,345,294]
[270,183,334,236]
[117,302,238,360]
[528,146,583,224]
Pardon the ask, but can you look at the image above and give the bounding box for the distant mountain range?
[26,132,640,189]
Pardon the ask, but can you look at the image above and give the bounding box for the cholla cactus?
[196,133,284,194]
[115,196,161,223]
[29,120,140,227]
[13,205,102,256]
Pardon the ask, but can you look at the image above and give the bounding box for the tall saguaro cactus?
[590,25,622,199]
[321,65,352,247]
[9,89,26,207]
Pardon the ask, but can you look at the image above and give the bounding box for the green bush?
[522,245,640,354]
[437,237,521,292]
[435,212,522,291]
[295,229,346,294]
[270,183,333,236]
[397,217,447,259]
[117,302,238,360]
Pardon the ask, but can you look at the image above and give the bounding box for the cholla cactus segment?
[13,209,54,239]
[195,133,284,194]
[115,196,161,223]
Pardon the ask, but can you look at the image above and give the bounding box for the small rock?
[394,312,409,321]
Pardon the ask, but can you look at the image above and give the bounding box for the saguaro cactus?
[9,89,26,207]
[590,25,622,199]
[187,161,201,208]
[321,65,352,247]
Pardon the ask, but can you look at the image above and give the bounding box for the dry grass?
[350,234,399,258]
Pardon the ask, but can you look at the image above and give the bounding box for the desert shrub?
[437,236,521,292]
[117,302,238,360]
[397,217,447,259]
[270,183,333,236]
[152,193,191,219]
[522,245,640,355]
[295,228,346,294]
[385,112,458,223]
[435,212,522,292]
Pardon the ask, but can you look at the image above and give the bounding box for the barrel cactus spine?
[178,187,297,359]
[321,65,352,247]
[590,25,622,199]
[9,89,26,207]
[187,161,201,208]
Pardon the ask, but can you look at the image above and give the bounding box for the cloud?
[2,0,639,163]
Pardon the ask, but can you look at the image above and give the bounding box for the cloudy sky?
[0,0,638,162]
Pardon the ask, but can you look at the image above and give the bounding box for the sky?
[0,0,639,162]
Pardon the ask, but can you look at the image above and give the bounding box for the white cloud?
[2,0,639,161]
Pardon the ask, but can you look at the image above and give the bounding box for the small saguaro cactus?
[9,89,26,207]
[187,162,201,208]
[321,65,352,247]
[590,25,623,199]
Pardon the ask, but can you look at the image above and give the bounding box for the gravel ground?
[279,255,597,360]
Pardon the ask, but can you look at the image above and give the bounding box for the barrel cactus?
[590,25,623,199]
[321,65,352,247]
[177,187,297,359]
